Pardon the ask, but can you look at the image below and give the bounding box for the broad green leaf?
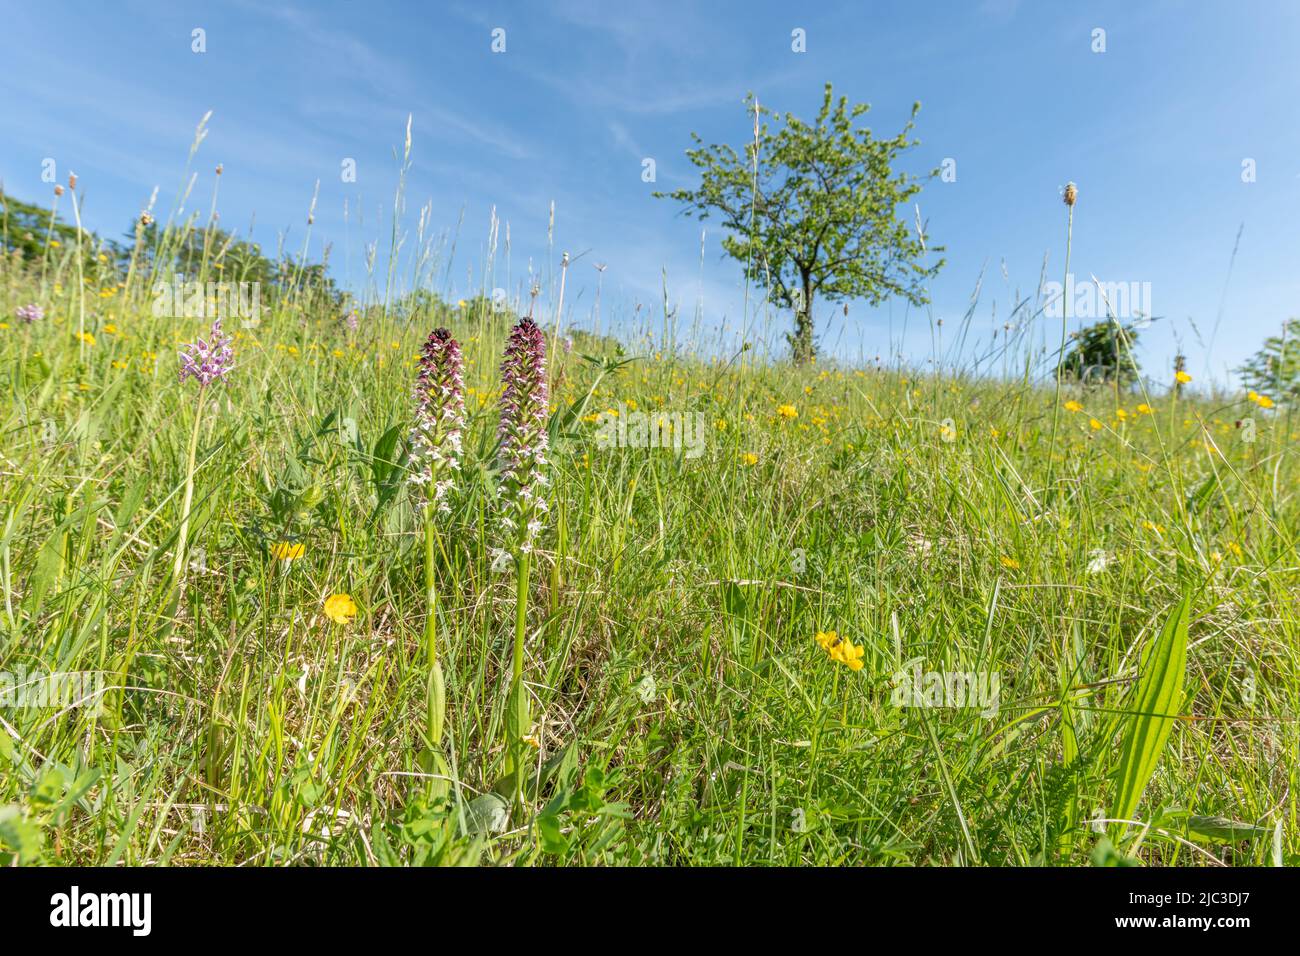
[1110,593,1191,829]
[1185,815,1269,843]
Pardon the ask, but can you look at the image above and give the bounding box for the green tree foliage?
[656,84,943,363]
[0,189,116,271]
[1061,319,1142,387]
[1,187,343,316]
[1239,318,1300,402]
[147,218,343,313]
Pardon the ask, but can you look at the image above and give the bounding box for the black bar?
[0,866,1284,940]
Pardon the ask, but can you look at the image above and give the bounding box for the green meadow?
[0,153,1296,868]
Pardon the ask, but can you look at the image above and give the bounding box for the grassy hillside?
[0,203,1296,866]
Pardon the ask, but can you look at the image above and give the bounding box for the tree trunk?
[791,276,815,365]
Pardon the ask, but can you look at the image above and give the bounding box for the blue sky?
[2,0,1298,386]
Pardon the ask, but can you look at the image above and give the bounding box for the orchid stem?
[172,387,206,589]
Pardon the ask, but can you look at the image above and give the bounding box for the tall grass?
[0,143,1296,867]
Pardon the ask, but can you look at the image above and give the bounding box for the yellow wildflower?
[1063,400,1083,413]
[776,404,798,420]
[271,541,305,562]
[999,556,1020,570]
[324,593,358,625]
[814,630,864,671]
[1175,370,1192,384]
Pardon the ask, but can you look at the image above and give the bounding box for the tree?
[656,84,943,363]
[0,188,116,271]
[1061,319,1142,387]
[1239,318,1300,403]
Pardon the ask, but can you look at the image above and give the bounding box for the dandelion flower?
[1063,400,1083,413]
[815,630,864,671]
[324,593,358,625]
[1175,370,1192,384]
[271,541,305,562]
[776,404,798,420]
[1089,417,1103,431]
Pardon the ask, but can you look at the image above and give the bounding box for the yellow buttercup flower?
[1136,403,1153,415]
[324,593,358,625]
[740,452,758,466]
[1248,390,1275,409]
[1175,370,1192,384]
[271,541,305,561]
[815,630,864,671]
[776,404,798,420]
[1063,400,1083,413]
[1089,417,1103,431]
